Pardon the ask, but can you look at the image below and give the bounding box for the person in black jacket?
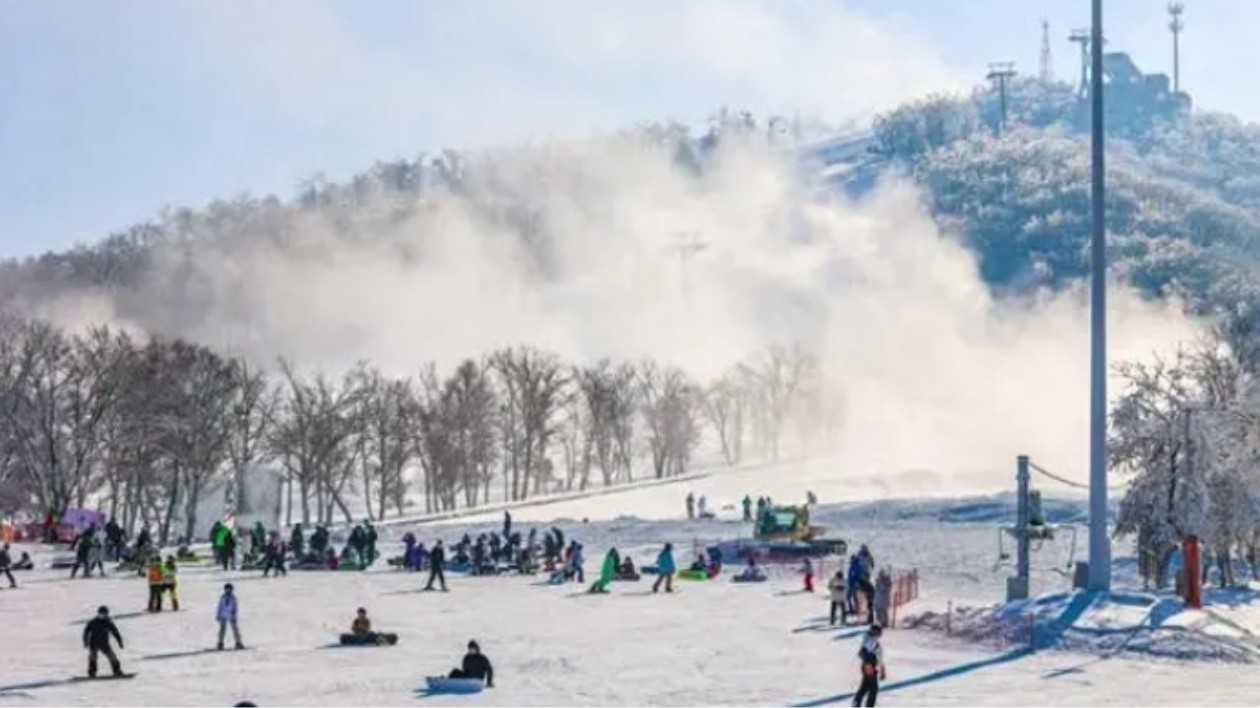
[425,540,447,591]
[83,606,125,678]
[0,543,16,588]
[449,640,494,687]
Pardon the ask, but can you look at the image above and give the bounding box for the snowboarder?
[652,543,676,593]
[590,547,618,594]
[147,560,165,612]
[685,493,695,520]
[163,556,180,611]
[425,540,448,591]
[0,542,16,588]
[83,606,125,678]
[446,640,494,687]
[852,625,885,707]
[828,569,848,625]
[802,557,814,593]
[216,583,244,650]
[742,496,753,523]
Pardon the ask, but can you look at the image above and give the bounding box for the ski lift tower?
[1007,455,1034,601]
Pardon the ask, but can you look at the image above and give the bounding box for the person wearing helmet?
[82,606,125,678]
[448,640,494,687]
[852,624,885,707]
[216,583,244,651]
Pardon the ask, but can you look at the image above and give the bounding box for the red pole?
[1184,535,1202,609]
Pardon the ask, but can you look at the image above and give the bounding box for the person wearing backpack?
[852,625,885,707]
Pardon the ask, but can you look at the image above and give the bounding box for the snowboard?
[71,673,136,681]
[339,633,398,647]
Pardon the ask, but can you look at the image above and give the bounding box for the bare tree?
[491,347,567,500]
[638,360,701,479]
[702,368,749,466]
[351,368,417,521]
[576,360,638,487]
[742,344,815,461]
[223,360,276,518]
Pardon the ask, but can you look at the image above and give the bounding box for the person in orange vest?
[163,556,180,611]
[147,560,165,612]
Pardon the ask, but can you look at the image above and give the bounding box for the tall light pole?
[1087,0,1111,592]
[1168,3,1185,92]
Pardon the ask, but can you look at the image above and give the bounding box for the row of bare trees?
[0,316,841,540]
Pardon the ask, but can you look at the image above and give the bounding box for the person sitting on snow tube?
[616,556,640,581]
[688,551,708,573]
[13,552,34,571]
[340,607,397,645]
[447,640,494,687]
[734,557,767,582]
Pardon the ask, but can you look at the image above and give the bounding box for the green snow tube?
[678,568,709,581]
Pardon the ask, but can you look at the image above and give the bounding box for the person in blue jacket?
[651,543,676,594]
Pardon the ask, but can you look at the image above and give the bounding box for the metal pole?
[1016,455,1031,586]
[1087,0,1111,593]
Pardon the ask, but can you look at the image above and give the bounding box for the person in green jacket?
[589,548,618,594]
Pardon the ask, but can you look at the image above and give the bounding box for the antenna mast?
[1039,20,1054,82]
[1168,2,1185,92]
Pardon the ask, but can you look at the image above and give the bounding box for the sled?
[731,574,768,583]
[338,633,398,647]
[71,673,136,681]
[677,568,709,581]
[424,676,484,694]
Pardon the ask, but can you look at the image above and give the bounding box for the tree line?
[0,315,839,544]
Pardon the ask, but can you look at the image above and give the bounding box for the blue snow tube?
[425,677,484,694]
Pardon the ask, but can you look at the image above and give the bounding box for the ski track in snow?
[6,464,1260,706]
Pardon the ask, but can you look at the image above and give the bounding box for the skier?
[806,490,818,506]
[147,559,165,612]
[685,492,695,520]
[216,583,244,650]
[852,625,885,707]
[0,542,16,588]
[446,640,494,687]
[425,539,448,591]
[651,543,676,594]
[828,569,848,625]
[82,606,125,678]
[742,495,753,523]
[802,557,815,593]
[589,547,618,594]
[163,556,180,611]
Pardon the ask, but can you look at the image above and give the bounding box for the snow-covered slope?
[5,479,1260,706]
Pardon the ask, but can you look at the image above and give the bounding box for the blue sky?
[1,0,1255,257]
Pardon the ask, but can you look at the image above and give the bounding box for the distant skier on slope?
[83,606,125,678]
[852,625,885,707]
[801,557,815,593]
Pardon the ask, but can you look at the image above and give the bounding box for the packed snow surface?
[5,464,1260,706]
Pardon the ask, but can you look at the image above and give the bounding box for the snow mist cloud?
[34,136,1202,497]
